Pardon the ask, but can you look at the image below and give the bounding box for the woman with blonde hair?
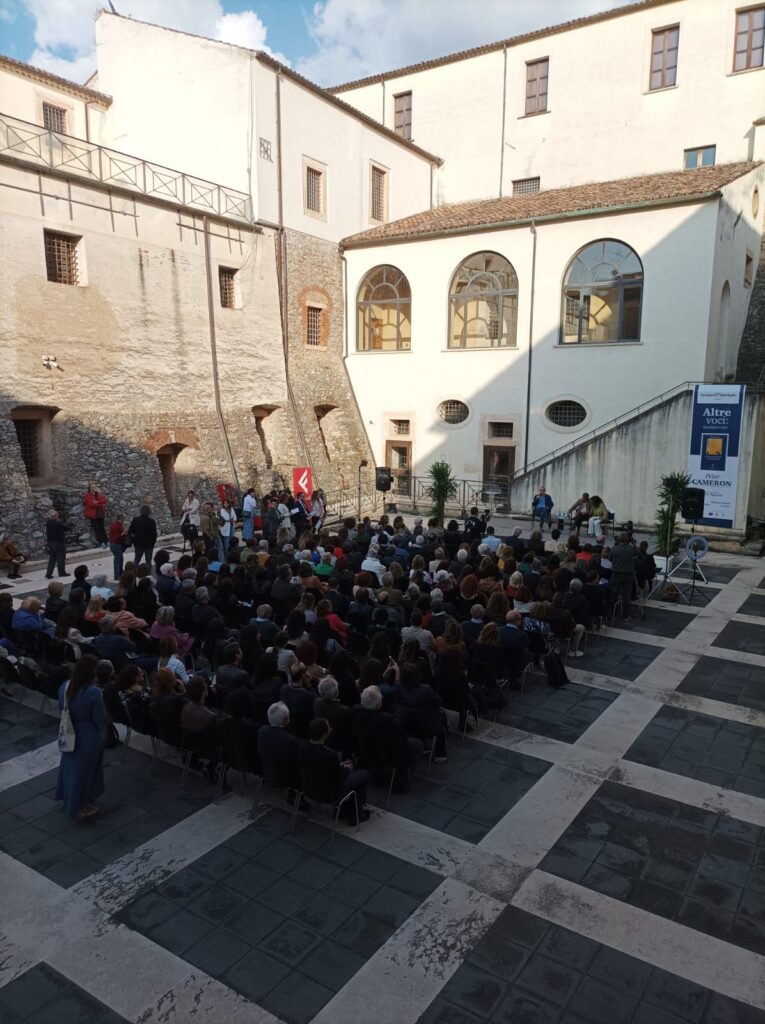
[84,595,107,624]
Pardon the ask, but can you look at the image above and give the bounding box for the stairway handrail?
[515,380,701,480]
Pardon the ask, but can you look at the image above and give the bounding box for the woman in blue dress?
[56,654,106,821]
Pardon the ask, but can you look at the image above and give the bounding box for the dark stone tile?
[628,879,685,917]
[223,825,276,858]
[298,939,365,991]
[117,892,178,933]
[467,934,530,982]
[222,947,291,1003]
[493,989,564,1024]
[587,945,652,998]
[34,986,105,1024]
[154,867,212,903]
[331,909,395,957]
[147,907,213,956]
[328,867,382,908]
[261,971,334,1024]
[491,906,548,948]
[258,876,315,916]
[225,902,284,945]
[193,883,249,925]
[537,926,599,972]
[515,953,582,1008]
[582,864,634,899]
[293,892,355,936]
[183,927,250,976]
[351,847,402,883]
[642,967,711,1022]
[362,885,421,929]
[688,876,743,913]
[388,863,441,899]
[0,963,71,1018]
[418,998,484,1024]
[259,918,322,966]
[192,845,248,881]
[676,899,734,942]
[704,991,765,1023]
[44,850,104,887]
[443,962,507,1018]
[568,976,639,1024]
[540,850,592,884]
[287,854,343,890]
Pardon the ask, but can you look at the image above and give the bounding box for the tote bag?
[58,683,76,753]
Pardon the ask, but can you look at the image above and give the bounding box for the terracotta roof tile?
[341,162,761,248]
[330,0,680,93]
[0,54,111,105]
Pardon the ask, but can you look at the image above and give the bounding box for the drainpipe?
[381,80,386,125]
[84,102,91,142]
[523,220,538,470]
[203,214,241,496]
[275,70,311,469]
[499,44,508,197]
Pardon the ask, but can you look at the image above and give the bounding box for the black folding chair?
[289,767,359,838]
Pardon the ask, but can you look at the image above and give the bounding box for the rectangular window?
[14,420,41,478]
[394,92,412,139]
[684,145,716,169]
[219,267,237,308]
[303,161,325,218]
[44,230,79,285]
[42,102,67,133]
[306,305,323,346]
[512,177,540,196]
[489,422,514,439]
[650,25,680,89]
[391,419,410,435]
[370,164,388,222]
[734,6,765,71]
[525,58,549,115]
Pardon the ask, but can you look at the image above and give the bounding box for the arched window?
[561,239,643,344]
[449,251,518,348]
[356,265,411,351]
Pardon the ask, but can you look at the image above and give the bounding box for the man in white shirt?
[242,488,258,541]
[361,544,386,585]
[483,525,501,553]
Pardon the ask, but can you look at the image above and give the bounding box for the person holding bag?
[83,483,109,548]
[55,654,107,821]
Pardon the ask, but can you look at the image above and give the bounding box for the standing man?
[217,499,237,559]
[83,483,108,548]
[610,532,636,622]
[463,507,485,542]
[45,508,69,579]
[199,501,216,554]
[242,488,258,541]
[128,506,157,567]
[180,490,200,550]
[531,485,554,532]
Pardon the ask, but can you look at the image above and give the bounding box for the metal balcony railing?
[322,477,512,524]
[0,112,253,225]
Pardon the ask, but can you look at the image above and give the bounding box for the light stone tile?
[0,740,59,791]
[311,877,504,1024]
[135,972,285,1024]
[666,690,765,728]
[515,869,765,1011]
[334,808,471,878]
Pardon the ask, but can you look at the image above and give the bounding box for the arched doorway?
[156,443,187,513]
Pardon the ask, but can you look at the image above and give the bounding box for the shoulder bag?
[58,683,76,752]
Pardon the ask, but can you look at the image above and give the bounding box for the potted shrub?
[654,470,690,572]
[426,460,459,525]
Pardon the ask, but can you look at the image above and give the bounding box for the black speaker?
[375,466,392,492]
[681,487,705,520]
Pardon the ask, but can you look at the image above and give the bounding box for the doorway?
[385,440,412,497]
[483,445,514,504]
[156,443,186,513]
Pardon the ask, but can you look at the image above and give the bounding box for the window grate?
[14,420,41,477]
[547,400,587,427]
[307,305,323,346]
[512,177,540,196]
[438,400,469,424]
[489,422,514,438]
[525,58,549,115]
[394,92,412,139]
[391,419,410,435]
[306,166,323,214]
[734,6,765,72]
[650,26,679,90]
[44,231,79,285]
[371,166,387,222]
[219,267,236,308]
[42,103,67,133]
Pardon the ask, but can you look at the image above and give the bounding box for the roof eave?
[340,190,723,249]
[0,55,112,106]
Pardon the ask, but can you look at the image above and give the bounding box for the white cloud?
[296,0,623,86]
[19,0,289,84]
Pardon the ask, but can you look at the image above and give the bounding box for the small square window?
[512,177,540,196]
[219,267,237,308]
[259,137,273,162]
[649,25,679,90]
[42,102,67,133]
[734,6,765,72]
[489,422,514,439]
[371,165,388,222]
[306,305,323,346]
[684,145,716,169]
[745,251,755,288]
[525,58,549,115]
[44,230,79,285]
[391,419,410,435]
[305,164,324,216]
[394,92,412,139]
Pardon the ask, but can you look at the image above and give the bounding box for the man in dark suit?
[499,610,531,681]
[280,662,316,737]
[251,604,279,646]
[460,605,485,651]
[314,676,354,756]
[257,702,301,792]
[352,685,416,788]
[299,718,370,823]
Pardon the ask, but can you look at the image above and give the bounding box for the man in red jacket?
[83,483,108,548]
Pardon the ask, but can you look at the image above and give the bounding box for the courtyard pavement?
[1,546,765,1023]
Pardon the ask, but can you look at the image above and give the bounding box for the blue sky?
[0,0,622,87]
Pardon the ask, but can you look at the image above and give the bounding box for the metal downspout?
[499,44,508,197]
[523,221,537,470]
[203,214,241,495]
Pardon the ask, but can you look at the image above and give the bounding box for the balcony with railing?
[0,111,253,225]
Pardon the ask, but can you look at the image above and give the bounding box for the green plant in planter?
[426,460,459,524]
[655,470,690,556]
